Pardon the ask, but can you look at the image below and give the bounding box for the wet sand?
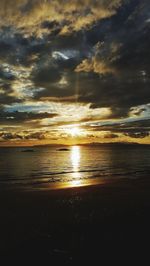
[0,177,150,264]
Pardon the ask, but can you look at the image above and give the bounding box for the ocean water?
[0,144,150,190]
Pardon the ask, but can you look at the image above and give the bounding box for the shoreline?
[0,173,148,193]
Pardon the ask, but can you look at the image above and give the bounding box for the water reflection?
[71,146,80,172]
[70,146,81,186]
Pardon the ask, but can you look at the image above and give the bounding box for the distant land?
[0,142,150,148]
[33,142,150,147]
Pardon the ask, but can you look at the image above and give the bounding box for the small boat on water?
[57,148,70,151]
[21,149,35,152]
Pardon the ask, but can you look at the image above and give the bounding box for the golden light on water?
[71,179,82,187]
[47,145,106,190]
[70,146,82,186]
[71,146,80,171]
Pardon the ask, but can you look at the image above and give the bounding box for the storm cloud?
[0,0,150,144]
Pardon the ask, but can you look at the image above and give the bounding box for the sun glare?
[67,126,81,137]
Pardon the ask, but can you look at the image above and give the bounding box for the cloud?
[0,0,150,144]
[0,0,122,36]
[75,41,118,75]
[103,133,119,139]
[0,132,23,140]
[0,130,47,141]
[24,131,46,140]
[31,1,150,117]
[75,57,115,75]
[124,131,149,139]
[0,110,58,124]
[88,118,150,137]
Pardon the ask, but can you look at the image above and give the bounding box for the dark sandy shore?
[0,177,150,264]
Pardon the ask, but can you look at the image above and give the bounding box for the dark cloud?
[0,0,149,143]
[73,0,150,114]
[88,119,150,137]
[0,40,13,58]
[24,132,46,140]
[0,67,16,81]
[0,132,23,140]
[32,3,150,116]
[0,130,47,141]
[0,1,150,114]
[124,131,149,139]
[103,133,119,139]
[0,0,122,35]
[0,110,58,123]
[0,83,22,105]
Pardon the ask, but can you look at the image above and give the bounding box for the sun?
[67,126,81,137]
[70,127,80,137]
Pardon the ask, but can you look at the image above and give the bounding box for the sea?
[0,144,150,190]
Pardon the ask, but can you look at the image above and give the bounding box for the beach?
[1,177,150,264]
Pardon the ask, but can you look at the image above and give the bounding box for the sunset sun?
[66,126,81,137]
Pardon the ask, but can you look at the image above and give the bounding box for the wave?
[0,168,149,187]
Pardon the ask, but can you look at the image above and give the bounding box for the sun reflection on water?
[70,146,81,186]
[71,146,80,172]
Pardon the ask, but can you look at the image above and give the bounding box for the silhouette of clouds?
[0,0,150,143]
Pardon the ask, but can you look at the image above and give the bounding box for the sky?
[0,0,150,146]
